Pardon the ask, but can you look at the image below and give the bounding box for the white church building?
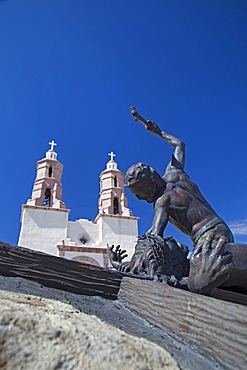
[18,141,139,268]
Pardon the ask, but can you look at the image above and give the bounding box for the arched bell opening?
[43,189,51,207]
[48,166,53,178]
[113,197,119,214]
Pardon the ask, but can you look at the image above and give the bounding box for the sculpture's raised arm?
[125,107,247,297]
[130,107,185,169]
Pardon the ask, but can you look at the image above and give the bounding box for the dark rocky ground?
[0,274,222,370]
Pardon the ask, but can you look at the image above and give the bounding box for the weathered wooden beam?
[0,242,123,299]
[212,287,247,306]
[119,277,247,370]
[0,242,246,304]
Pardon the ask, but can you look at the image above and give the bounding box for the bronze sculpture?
[109,234,189,284]
[109,107,247,296]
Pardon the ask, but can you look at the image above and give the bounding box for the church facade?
[18,142,139,268]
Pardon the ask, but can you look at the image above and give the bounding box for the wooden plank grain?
[119,277,247,370]
[0,243,123,299]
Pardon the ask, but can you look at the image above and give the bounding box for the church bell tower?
[18,141,70,255]
[26,140,66,209]
[94,152,139,258]
[98,151,132,217]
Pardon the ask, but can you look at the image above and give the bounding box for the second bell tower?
[98,151,132,217]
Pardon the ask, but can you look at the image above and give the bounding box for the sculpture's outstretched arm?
[130,107,185,169]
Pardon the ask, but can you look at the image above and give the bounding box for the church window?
[43,189,51,207]
[114,176,117,187]
[48,166,52,177]
[79,233,89,245]
[79,237,87,244]
[113,197,119,214]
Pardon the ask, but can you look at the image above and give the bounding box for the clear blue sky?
[0,0,246,250]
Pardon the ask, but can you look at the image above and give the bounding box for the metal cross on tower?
[49,140,57,151]
[108,151,116,161]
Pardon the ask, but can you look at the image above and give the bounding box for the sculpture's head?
[124,162,164,203]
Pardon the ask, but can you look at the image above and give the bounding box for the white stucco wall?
[97,215,138,259]
[18,206,69,255]
[67,219,100,246]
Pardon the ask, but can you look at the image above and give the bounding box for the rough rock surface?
[0,276,221,370]
[0,287,177,370]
